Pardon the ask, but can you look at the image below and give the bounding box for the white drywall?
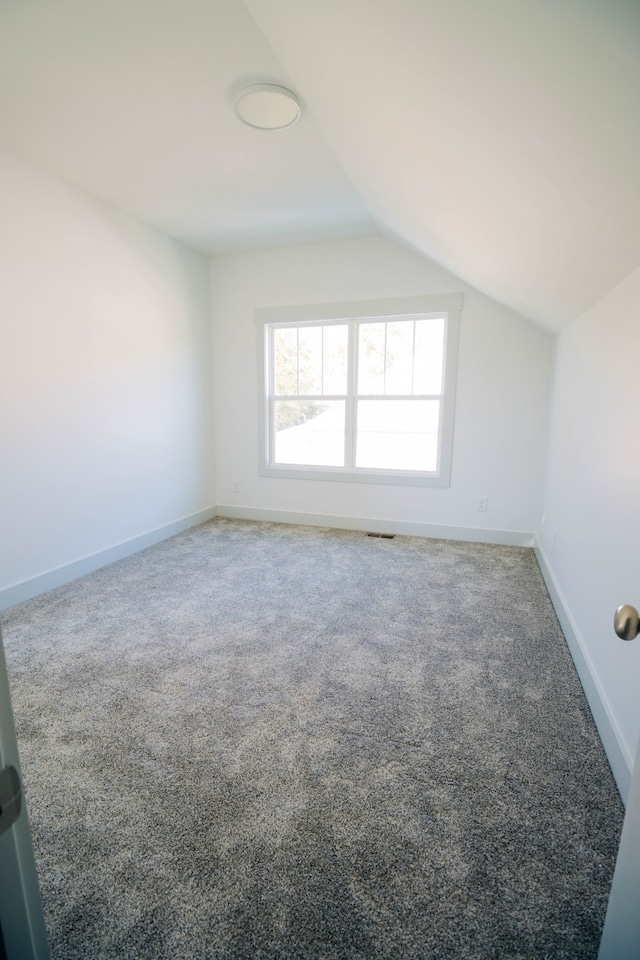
[540,266,640,789]
[210,236,553,540]
[0,150,215,596]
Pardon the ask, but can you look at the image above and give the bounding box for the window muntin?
[357,317,444,397]
[274,323,348,398]
[257,295,462,487]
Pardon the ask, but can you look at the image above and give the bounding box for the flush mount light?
[234,83,302,130]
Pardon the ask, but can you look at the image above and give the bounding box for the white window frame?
[256,294,462,488]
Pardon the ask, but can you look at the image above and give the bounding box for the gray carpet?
[1,519,624,959]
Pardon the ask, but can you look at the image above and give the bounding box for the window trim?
[256,294,462,488]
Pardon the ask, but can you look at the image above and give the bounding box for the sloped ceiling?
[0,0,639,328]
[246,0,640,328]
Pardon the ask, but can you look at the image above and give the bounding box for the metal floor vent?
[365,532,396,539]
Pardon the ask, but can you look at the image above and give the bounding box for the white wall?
[0,150,215,602]
[210,236,554,541]
[539,265,640,797]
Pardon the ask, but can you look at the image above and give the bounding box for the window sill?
[259,463,451,488]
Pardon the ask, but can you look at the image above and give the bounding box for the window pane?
[413,317,445,395]
[357,322,385,394]
[298,326,323,395]
[274,400,345,467]
[274,328,298,395]
[385,320,415,395]
[322,324,348,395]
[355,400,440,471]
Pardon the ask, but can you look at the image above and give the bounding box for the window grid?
[382,321,388,396]
[411,320,417,396]
[269,316,446,475]
[257,295,461,488]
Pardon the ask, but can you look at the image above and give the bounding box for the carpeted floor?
[1,519,624,959]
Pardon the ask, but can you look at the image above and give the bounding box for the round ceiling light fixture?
[234,83,302,130]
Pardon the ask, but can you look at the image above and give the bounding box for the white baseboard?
[534,542,632,803]
[1,504,529,613]
[216,504,534,547]
[0,506,218,612]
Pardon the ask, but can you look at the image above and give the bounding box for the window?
[257,294,462,487]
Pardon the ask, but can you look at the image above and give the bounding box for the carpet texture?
[1,519,624,959]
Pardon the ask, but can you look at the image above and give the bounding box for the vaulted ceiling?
[0,0,638,329]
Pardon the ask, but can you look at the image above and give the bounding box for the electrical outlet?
[477,497,488,512]
[232,481,240,493]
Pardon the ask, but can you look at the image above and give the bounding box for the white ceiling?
[0,0,375,253]
[0,0,638,329]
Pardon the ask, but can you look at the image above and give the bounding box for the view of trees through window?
[269,315,446,473]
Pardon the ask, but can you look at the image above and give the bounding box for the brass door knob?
[614,605,640,641]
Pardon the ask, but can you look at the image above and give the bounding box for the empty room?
[1,1,639,958]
